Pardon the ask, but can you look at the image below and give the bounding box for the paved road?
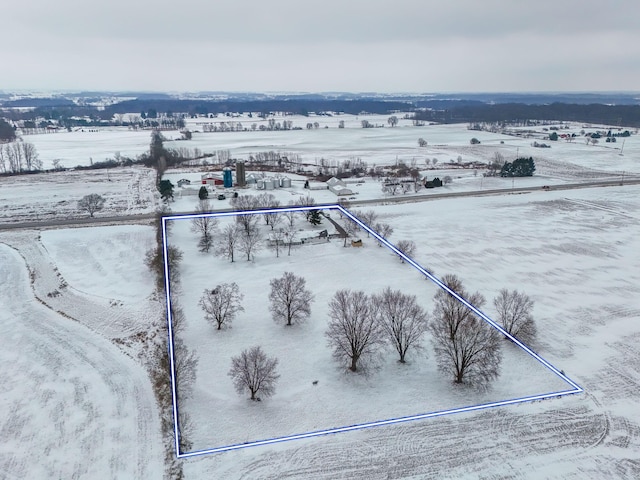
[345,177,640,208]
[1,177,639,231]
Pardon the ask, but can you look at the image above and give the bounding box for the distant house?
[177,178,191,187]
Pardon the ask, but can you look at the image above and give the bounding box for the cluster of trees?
[413,103,640,127]
[500,157,536,177]
[215,271,537,401]
[105,98,413,118]
[0,140,41,173]
[203,272,314,401]
[189,194,320,260]
[0,119,16,142]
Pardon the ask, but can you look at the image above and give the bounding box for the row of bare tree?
[0,140,41,173]
[191,194,318,260]
[201,272,536,401]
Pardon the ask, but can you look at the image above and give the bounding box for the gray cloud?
[2,0,640,92]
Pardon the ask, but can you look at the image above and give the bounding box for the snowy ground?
[168,210,571,453]
[22,116,639,177]
[1,119,639,478]
[5,120,637,226]
[0,166,158,225]
[176,185,640,478]
[0,226,164,479]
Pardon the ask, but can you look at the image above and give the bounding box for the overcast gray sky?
[2,0,639,93]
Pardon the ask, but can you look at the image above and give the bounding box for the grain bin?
[223,167,233,188]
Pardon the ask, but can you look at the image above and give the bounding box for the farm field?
[167,209,571,453]
[0,166,157,225]
[21,115,640,178]
[0,225,164,479]
[0,119,638,478]
[180,185,640,478]
[4,119,638,227]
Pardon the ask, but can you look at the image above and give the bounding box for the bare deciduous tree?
[325,290,384,372]
[199,283,244,330]
[190,201,218,253]
[257,193,278,226]
[430,274,502,385]
[283,204,298,228]
[372,287,428,363]
[297,194,316,207]
[216,224,240,262]
[173,337,199,401]
[269,272,314,326]
[239,224,262,261]
[231,194,260,234]
[268,210,283,230]
[77,193,106,217]
[373,222,394,246]
[342,219,361,247]
[358,209,378,237]
[388,116,398,127]
[268,228,282,258]
[20,142,41,171]
[493,289,536,343]
[284,224,298,256]
[228,346,279,401]
[395,240,416,262]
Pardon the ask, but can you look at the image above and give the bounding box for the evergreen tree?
[500,157,535,177]
[159,179,174,201]
[0,119,16,142]
[308,209,322,225]
[198,186,209,200]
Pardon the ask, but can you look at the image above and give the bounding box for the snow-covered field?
[1,119,639,478]
[22,115,640,178]
[168,209,572,453]
[0,166,158,224]
[0,225,164,479]
[174,185,639,478]
[5,119,637,225]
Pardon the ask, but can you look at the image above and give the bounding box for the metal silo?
[223,167,233,188]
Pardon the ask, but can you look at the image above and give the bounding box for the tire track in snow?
[0,231,147,342]
[0,245,163,479]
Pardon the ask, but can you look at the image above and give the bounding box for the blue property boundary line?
[161,204,583,458]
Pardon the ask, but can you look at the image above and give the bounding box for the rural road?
[1,177,639,231]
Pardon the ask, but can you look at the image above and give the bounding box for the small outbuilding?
[326,177,354,196]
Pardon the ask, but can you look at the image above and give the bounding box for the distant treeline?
[413,103,640,127]
[103,99,413,116]
[0,99,413,123]
[3,97,640,128]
